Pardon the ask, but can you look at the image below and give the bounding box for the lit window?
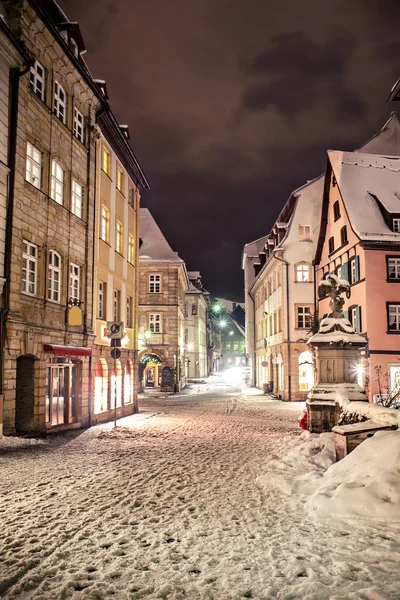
[54,81,67,123]
[29,60,45,101]
[233,343,239,351]
[126,296,132,328]
[128,233,135,264]
[69,263,80,302]
[22,240,38,296]
[98,281,106,319]
[101,206,109,242]
[296,263,310,282]
[388,304,400,332]
[299,225,311,241]
[350,257,360,284]
[350,306,361,333]
[117,167,124,193]
[102,146,111,176]
[388,257,400,280]
[51,160,64,205]
[48,250,61,303]
[71,180,83,218]
[226,343,231,351]
[149,313,161,333]
[114,289,120,321]
[73,107,84,143]
[149,274,161,293]
[26,142,41,189]
[116,221,123,254]
[297,306,311,329]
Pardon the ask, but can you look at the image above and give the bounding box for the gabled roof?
[357,112,400,156]
[328,150,400,242]
[139,208,185,264]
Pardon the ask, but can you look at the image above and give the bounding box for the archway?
[139,353,162,388]
[16,355,36,432]
[298,350,314,392]
[94,359,108,414]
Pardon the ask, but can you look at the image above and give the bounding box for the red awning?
[44,344,92,357]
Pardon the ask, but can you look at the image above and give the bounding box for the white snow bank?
[337,391,400,427]
[306,430,400,521]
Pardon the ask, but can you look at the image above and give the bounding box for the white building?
[185,272,208,379]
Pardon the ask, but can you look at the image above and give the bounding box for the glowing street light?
[219,319,226,328]
[144,329,152,340]
[213,303,221,313]
[187,342,194,351]
[229,331,234,336]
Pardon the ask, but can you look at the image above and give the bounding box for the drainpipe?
[273,252,291,401]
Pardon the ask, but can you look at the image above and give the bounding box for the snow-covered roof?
[329,150,400,242]
[357,112,400,155]
[139,208,184,264]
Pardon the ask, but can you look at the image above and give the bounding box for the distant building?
[220,309,246,370]
[185,272,209,379]
[139,209,189,391]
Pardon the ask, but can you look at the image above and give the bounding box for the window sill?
[294,280,312,284]
[334,215,341,222]
[386,278,400,283]
[328,241,348,257]
[101,169,112,181]
[24,178,42,192]
[116,188,125,197]
[100,238,111,247]
[21,291,38,299]
[116,251,124,258]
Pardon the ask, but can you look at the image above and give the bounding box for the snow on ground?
[1,374,399,600]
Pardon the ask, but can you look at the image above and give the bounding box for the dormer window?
[333,201,340,221]
[393,218,400,232]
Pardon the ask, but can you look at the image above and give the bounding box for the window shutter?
[341,262,349,282]
[357,306,362,333]
[355,256,360,282]
[343,310,349,321]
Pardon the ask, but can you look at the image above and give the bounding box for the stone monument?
[307,273,368,433]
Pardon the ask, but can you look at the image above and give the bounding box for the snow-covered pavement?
[1,375,399,599]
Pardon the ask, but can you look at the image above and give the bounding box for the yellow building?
[92,113,149,423]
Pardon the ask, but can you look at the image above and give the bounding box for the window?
[73,107,84,143]
[22,241,38,296]
[297,306,312,329]
[54,81,66,123]
[387,257,400,280]
[149,313,161,333]
[278,308,282,332]
[299,225,311,241]
[340,226,348,245]
[101,206,109,242]
[98,281,106,319]
[26,142,41,189]
[388,304,400,332]
[69,263,80,302]
[117,167,124,193]
[333,201,341,221]
[393,219,400,232]
[51,160,63,205]
[350,306,361,333]
[233,343,239,351]
[114,289,120,321]
[71,180,83,218]
[128,188,135,207]
[48,250,61,303]
[336,265,342,279]
[296,263,310,282]
[149,274,161,293]
[226,343,231,351]
[126,296,132,328]
[328,236,335,254]
[128,233,135,264]
[116,221,123,254]
[350,256,360,284]
[102,146,111,176]
[29,60,45,101]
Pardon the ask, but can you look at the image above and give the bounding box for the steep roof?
[358,113,400,155]
[139,208,185,264]
[329,150,400,243]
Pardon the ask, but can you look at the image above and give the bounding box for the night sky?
[60,0,400,300]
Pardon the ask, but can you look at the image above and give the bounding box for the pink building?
[315,150,400,401]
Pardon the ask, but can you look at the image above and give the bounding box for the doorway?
[15,355,36,432]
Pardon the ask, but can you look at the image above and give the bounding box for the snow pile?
[306,430,400,521]
[337,391,400,427]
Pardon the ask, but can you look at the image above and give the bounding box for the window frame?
[328,236,335,254]
[114,289,121,321]
[393,218,400,233]
[333,200,341,222]
[128,187,135,207]
[116,221,123,255]
[126,296,132,328]
[387,303,400,333]
[22,240,38,297]
[98,281,106,320]
[29,60,45,101]
[128,233,135,265]
[296,305,312,329]
[54,81,67,124]
[386,256,400,282]
[73,106,85,144]
[340,225,348,246]
[26,142,42,189]
[50,160,64,205]
[69,263,80,303]
[149,274,161,294]
[149,313,162,333]
[71,179,83,219]
[299,225,312,242]
[48,250,62,303]
[100,205,109,243]
[102,146,111,177]
[116,167,124,193]
[295,263,311,283]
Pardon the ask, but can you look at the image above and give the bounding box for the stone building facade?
[91,118,148,424]
[1,0,105,434]
[139,208,188,391]
[185,272,208,379]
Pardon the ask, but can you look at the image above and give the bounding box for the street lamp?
[229,331,234,336]
[213,303,221,313]
[144,329,152,341]
[219,319,226,328]
[187,342,194,351]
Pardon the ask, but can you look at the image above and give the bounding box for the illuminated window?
[114,289,121,321]
[297,306,311,329]
[149,313,161,333]
[54,81,66,123]
[69,263,80,302]
[73,107,84,143]
[149,274,161,293]
[26,142,41,189]
[233,343,239,351]
[116,221,123,254]
[98,281,106,319]
[29,60,45,101]
[226,343,231,351]
[299,225,311,241]
[128,233,135,264]
[48,250,61,303]
[22,240,38,296]
[51,160,63,205]
[101,206,109,242]
[296,263,310,282]
[126,296,132,328]
[117,167,124,193]
[102,146,111,176]
[71,180,83,218]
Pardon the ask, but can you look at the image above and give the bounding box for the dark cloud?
[60,0,400,299]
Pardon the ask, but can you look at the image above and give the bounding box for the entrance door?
[146,366,155,387]
[46,359,78,426]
